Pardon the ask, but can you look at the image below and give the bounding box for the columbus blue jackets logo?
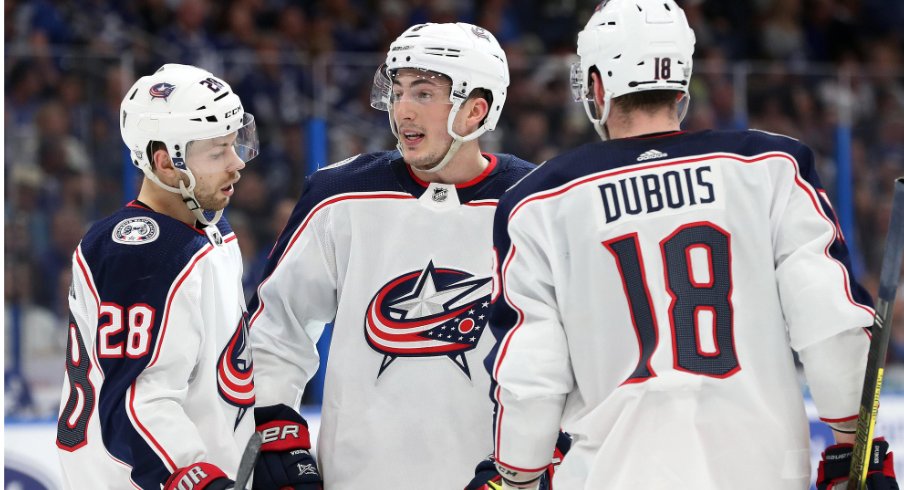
[217,314,254,428]
[112,217,159,245]
[364,261,492,378]
[149,82,176,100]
[471,26,490,42]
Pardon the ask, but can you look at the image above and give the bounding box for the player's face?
[390,69,455,170]
[184,132,245,210]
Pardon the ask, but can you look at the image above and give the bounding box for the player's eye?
[416,90,434,102]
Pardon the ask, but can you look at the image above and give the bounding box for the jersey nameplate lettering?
[598,163,723,225]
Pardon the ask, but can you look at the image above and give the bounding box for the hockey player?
[56,64,259,490]
[485,1,898,489]
[247,23,537,489]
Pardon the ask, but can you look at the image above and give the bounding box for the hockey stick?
[233,432,262,490]
[848,177,904,489]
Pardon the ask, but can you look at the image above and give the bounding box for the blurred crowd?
[5,0,904,418]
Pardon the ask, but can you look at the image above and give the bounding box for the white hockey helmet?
[572,0,696,139]
[370,22,509,173]
[120,63,259,225]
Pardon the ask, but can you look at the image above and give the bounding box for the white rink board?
[7,401,904,489]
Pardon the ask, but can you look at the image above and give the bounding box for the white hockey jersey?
[57,201,255,489]
[249,151,534,489]
[488,130,875,489]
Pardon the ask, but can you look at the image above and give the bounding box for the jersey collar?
[405,153,499,189]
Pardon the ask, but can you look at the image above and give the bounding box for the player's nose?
[229,151,246,172]
[394,98,417,120]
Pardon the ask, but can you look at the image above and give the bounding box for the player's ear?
[152,148,176,176]
[463,93,490,132]
[590,71,607,119]
[590,71,606,108]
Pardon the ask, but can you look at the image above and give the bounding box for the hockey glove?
[817,438,899,490]
[252,404,322,490]
[164,462,233,490]
[465,431,572,490]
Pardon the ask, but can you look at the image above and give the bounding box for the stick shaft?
[848,178,904,489]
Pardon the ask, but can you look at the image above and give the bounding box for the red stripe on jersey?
[249,192,414,330]
[147,244,217,368]
[507,152,873,318]
[127,382,177,471]
[458,153,498,188]
[821,413,859,423]
[406,152,499,189]
[492,244,527,461]
[463,200,498,207]
[75,247,100,311]
[74,247,105,379]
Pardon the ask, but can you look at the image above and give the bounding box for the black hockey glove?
[465,431,572,490]
[164,462,233,490]
[817,438,899,490]
[252,404,322,490]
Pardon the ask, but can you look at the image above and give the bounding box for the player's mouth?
[221,177,239,197]
[401,130,425,146]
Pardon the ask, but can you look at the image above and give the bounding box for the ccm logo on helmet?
[224,106,241,119]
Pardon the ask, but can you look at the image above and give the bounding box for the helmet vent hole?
[636,4,643,11]
[190,118,202,122]
[614,54,622,59]
[206,115,218,122]
[406,56,411,62]
[129,88,138,100]
[664,3,671,11]
[213,91,230,101]
[608,71,613,77]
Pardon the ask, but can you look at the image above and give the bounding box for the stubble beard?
[403,138,452,172]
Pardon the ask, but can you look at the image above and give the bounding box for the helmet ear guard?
[371,23,509,173]
[120,64,259,225]
[574,0,695,139]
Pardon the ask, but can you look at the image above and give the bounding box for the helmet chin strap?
[142,163,222,226]
[417,136,463,174]
[583,91,614,141]
[398,100,489,174]
[178,179,222,227]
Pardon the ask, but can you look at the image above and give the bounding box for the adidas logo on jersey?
[637,149,668,162]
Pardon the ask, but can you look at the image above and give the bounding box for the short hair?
[612,90,679,114]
